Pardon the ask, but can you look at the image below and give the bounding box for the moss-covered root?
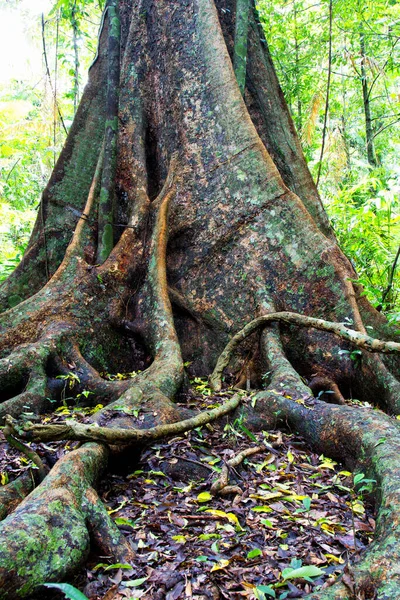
[0,442,131,600]
[256,394,400,599]
[0,344,52,422]
[0,471,37,521]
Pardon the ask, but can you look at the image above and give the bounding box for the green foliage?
[326,171,400,316]
[0,0,101,277]
[257,0,400,316]
[44,583,90,600]
[0,82,51,279]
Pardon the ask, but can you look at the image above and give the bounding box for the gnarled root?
[0,471,38,521]
[0,442,132,599]
[6,393,241,445]
[254,393,400,599]
[210,445,262,496]
[210,311,400,412]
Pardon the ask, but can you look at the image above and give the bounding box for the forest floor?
[0,382,376,600]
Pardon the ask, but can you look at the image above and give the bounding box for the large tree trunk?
[0,0,399,598]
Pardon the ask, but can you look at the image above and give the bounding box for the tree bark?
[0,0,399,598]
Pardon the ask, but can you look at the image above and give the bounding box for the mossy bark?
[0,0,399,597]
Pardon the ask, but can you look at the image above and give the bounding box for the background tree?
[0,0,101,281]
[0,0,400,598]
[257,0,400,313]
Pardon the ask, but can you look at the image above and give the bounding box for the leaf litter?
[82,400,375,599]
[0,393,376,599]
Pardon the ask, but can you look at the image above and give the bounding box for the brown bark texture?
[0,0,399,598]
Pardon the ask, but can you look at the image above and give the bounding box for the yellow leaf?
[324,554,345,564]
[197,492,212,503]
[210,559,230,572]
[172,535,187,543]
[287,450,294,464]
[319,462,337,470]
[251,506,273,513]
[205,509,242,530]
[351,501,365,515]
[250,492,282,501]
[241,581,256,590]
[320,523,335,535]
[283,494,308,503]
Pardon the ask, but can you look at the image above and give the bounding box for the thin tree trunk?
[316,0,333,188]
[72,2,80,114]
[359,25,378,167]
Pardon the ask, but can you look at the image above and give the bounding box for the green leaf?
[247,548,263,559]
[114,517,136,527]
[93,563,132,571]
[104,563,133,571]
[282,565,324,580]
[122,577,149,588]
[239,423,257,442]
[196,555,209,562]
[353,473,365,485]
[256,586,276,598]
[199,533,221,541]
[44,584,89,600]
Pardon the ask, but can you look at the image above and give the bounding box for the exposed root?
[0,443,132,598]
[0,325,80,421]
[210,445,262,496]
[0,344,52,422]
[254,394,400,599]
[0,471,37,521]
[210,311,400,392]
[83,486,133,562]
[6,394,241,444]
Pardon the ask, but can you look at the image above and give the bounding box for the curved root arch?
[210,311,400,392]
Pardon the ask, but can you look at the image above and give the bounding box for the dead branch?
[210,445,262,495]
